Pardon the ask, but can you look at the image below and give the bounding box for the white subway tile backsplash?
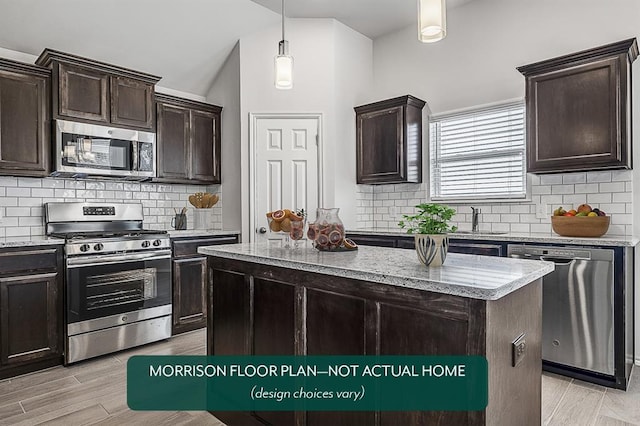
[574,183,599,194]
[18,178,42,188]
[587,193,612,204]
[19,197,44,207]
[562,173,586,184]
[551,184,574,195]
[5,227,30,237]
[6,187,25,197]
[599,182,626,193]
[31,188,54,198]
[586,171,612,183]
[6,207,31,217]
[611,170,632,181]
[540,175,563,185]
[356,170,633,236]
[0,179,223,235]
[613,192,632,203]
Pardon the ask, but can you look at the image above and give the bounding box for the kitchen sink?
[453,230,508,235]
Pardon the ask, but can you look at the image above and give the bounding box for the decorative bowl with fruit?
[266,209,306,247]
[551,204,610,237]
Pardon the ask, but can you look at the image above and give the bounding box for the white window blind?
[429,101,526,201]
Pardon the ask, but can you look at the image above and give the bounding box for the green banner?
[127,355,487,411]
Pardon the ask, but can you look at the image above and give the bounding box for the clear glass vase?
[307,208,345,251]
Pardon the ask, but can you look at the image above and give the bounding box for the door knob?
[258,227,267,234]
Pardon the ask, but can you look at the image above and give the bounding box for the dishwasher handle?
[540,256,575,265]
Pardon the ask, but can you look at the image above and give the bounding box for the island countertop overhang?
[198,243,554,300]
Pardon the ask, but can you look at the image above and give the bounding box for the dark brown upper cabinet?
[156,94,222,184]
[36,49,160,130]
[355,95,425,184]
[517,38,638,173]
[0,59,50,177]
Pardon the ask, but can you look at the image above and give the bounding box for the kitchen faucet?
[471,207,481,232]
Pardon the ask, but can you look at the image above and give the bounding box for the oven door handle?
[66,250,172,268]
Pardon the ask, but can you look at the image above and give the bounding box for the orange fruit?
[272,209,286,222]
[283,209,292,218]
[577,204,592,214]
[280,218,292,232]
[266,212,273,218]
[269,219,281,232]
[289,212,304,222]
[343,238,358,250]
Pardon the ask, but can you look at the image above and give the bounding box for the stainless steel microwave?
[54,119,156,179]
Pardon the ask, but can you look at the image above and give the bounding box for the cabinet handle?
[258,227,267,234]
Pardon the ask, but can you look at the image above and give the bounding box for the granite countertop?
[199,242,554,301]
[348,228,640,247]
[164,230,240,238]
[0,236,65,247]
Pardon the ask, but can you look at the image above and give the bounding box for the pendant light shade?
[275,0,293,89]
[418,0,446,43]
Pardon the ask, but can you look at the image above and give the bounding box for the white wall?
[372,0,640,364]
[207,43,242,235]
[233,19,372,240]
[373,0,640,114]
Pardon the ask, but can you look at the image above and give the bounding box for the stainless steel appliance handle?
[540,256,575,265]
[66,250,171,268]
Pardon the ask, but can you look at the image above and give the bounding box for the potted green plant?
[398,203,457,267]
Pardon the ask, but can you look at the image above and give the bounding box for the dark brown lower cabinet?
[172,257,207,334]
[0,246,64,379]
[208,256,542,426]
[172,234,239,335]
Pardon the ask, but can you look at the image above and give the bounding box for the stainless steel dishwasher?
[507,244,615,375]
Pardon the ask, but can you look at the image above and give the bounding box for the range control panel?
[83,206,116,216]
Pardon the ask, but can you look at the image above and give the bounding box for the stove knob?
[93,243,104,251]
[80,244,90,252]
[141,241,151,248]
[153,239,162,247]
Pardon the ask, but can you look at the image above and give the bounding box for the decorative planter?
[414,234,449,267]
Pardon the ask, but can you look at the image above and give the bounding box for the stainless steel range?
[45,202,172,364]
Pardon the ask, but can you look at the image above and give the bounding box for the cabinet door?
[356,105,404,183]
[111,76,154,130]
[0,70,50,176]
[0,273,60,366]
[58,63,109,123]
[157,102,190,181]
[347,234,396,248]
[378,302,470,426]
[172,257,207,335]
[527,57,624,172]
[190,109,220,183]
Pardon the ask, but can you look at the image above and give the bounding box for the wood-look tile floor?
[0,328,638,425]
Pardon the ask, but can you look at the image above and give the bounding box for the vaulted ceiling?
[0,0,474,96]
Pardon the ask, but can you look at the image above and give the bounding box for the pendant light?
[274,0,293,89]
[418,0,446,43]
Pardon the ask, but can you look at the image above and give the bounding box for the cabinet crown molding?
[354,94,426,113]
[35,48,161,84]
[0,57,51,78]
[155,93,222,113]
[517,38,638,76]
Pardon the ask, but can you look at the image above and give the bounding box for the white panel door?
[252,116,320,242]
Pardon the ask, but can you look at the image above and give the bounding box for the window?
[429,101,526,201]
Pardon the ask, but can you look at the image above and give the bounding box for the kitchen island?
[199,243,554,426]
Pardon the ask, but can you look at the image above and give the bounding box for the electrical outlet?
[535,203,548,219]
[512,333,526,367]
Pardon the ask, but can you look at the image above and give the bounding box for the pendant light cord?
[281,0,285,41]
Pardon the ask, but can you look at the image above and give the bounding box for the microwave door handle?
[132,141,139,172]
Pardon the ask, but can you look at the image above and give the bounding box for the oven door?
[66,250,171,325]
